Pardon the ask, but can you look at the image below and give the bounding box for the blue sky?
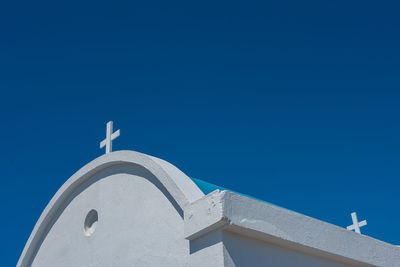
[1,1,400,265]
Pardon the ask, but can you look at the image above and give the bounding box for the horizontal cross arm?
[100,139,107,148]
[359,220,367,227]
[111,129,120,140]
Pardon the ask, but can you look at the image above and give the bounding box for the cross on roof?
[346,212,367,234]
[99,121,120,154]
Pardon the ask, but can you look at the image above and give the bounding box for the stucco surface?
[222,231,351,267]
[31,165,188,266]
[18,151,204,267]
[19,150,400,267]
[189,230,225,267]
[185,190,400,267]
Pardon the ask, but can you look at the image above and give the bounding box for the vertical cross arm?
[351,212,361,233]
[99,121,120,154]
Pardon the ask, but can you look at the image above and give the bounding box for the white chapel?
[18,122,400,267]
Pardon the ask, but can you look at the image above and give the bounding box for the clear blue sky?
[1,1,400,265]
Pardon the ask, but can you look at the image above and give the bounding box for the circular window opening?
[84,209,98,237]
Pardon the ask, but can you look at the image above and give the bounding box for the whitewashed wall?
[19,151,399,267]
[222,231,352,267]
[31,165,188,267]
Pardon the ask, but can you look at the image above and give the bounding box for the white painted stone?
[18,151,204,267]
[18,150,400,267]
[185,190,400,267]
[30,166,188,267]
[346,212,367,234]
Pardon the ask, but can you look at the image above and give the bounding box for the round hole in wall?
[84,209,98,237]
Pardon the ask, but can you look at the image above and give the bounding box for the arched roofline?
[18,150,204,267]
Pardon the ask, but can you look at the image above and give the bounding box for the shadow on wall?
[189,229,223,254]
[222,231,352,267]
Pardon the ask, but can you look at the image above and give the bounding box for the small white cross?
[347,212,367,234]
[99,121,120,154]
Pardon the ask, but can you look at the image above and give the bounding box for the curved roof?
[18,150,204,267]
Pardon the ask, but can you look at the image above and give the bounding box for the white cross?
[347,212,367,234]
[99,121,120,154]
